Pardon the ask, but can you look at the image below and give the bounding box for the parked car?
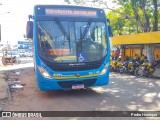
[25,52,33,57]
[19,52,26,57]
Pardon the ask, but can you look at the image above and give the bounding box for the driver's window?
[94,27,102,43]
[94,24,106,49]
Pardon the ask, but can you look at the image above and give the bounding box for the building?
[111,31,160,62]
[18,41,32,53]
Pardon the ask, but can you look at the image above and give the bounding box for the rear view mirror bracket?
[28,15,33,21]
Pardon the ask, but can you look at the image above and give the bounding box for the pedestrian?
[110,51,114,60]
[114,50,119,60]
[155,54,159,61]
[134,54,140,61]
[140,54,145,64]
[125,55,129,61]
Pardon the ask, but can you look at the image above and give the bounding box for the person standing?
[140,54,145,64]
[110,51,114,60]
[114,50,119,60]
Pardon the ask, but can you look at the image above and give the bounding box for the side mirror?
[26,21,33,38]
[108,26,113,37]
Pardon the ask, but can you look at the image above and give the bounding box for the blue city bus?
[26,5,112,91]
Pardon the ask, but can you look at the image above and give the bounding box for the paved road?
[0,58,160,120]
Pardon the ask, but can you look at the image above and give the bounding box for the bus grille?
[48,64,101,71]
[57,79,97,88]
[40,56,104,71]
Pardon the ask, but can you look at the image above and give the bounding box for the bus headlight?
[38,66,52,79]
[100,62,109,75]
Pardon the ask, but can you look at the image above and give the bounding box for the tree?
[111,0,160,63]
[153,0,158,31]
[112,0,160,33]
[64,0,160,33]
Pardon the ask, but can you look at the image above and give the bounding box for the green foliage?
[54,0,160,35]
[107,0,160,35]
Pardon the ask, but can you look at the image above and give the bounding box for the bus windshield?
[37,19,107,63]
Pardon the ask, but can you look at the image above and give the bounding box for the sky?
[0,0,114,45]
[0,0,66,45]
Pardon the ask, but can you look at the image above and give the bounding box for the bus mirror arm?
[28,15,33,21]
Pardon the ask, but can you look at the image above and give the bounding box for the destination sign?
[45,9,97,17]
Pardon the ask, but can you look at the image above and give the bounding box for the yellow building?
[111,31,160,60]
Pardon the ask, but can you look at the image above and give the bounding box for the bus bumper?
[37,73,109,91]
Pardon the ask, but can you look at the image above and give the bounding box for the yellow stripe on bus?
[54,74,99,80]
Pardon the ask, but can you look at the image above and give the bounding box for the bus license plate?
[72,84,84,89]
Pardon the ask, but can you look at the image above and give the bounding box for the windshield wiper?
[55,18,71,51]
[81,19,92,40]
[80,26,83,51]
[68,26,71,52]
[79,19,92,51]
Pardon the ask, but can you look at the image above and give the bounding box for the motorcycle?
[119,58,140,74]
[2,56,17,65]
[1,50,21,65]
[110,60,116,72]
[134,59,160,77]
[110,58,123,72]
[118,60,129,74]
[127,59,140,74]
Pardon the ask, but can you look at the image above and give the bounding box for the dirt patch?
[0,71,8,111]
[0,66,35,111]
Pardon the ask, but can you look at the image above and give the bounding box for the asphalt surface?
[0,57,160,120]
